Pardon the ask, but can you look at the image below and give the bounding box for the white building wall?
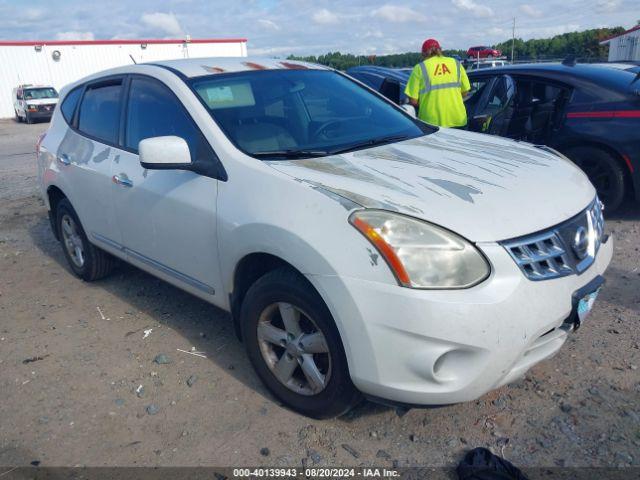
[607,30,640,62]
[0,40,247,118]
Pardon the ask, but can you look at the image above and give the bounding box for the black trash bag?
[457,447,528,480]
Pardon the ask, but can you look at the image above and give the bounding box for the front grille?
[38,104,55,112]
[591,198,605,251]
[502,197,604,281]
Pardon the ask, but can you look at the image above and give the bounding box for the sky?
[0,0,636,56]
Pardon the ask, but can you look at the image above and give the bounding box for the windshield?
[24,88,58,100]
[191,70,431,158]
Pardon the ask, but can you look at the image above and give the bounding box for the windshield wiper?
[251,149,329,159]
[328,135,410,155]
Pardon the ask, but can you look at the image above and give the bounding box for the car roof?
[145,56,328,78]
[16,84,53,88]
[587,62,640,73]
[467,62,639,90]
[346,65,412,83]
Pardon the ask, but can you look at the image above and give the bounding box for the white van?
[12,84,59,123]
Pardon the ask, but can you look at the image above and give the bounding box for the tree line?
[288,27,625,69]
[495,27,625,61]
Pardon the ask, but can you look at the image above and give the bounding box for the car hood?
[267,128,595,242]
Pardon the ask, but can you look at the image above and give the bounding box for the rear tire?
[241,267,361,418]
[56,199,115,281]
[564,146,626,212]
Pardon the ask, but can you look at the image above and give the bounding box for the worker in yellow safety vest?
[405,38,471,127]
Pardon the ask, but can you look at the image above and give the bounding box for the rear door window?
[77,80,123,144]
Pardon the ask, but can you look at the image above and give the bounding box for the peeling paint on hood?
[267,128,595,242]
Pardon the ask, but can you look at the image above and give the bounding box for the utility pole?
[511,17,516,62]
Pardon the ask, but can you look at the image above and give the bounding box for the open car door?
[467,74,516,136]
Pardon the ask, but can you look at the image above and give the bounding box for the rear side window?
[77,80,123,144]
[60,87,82,124]
[125,77,209,162]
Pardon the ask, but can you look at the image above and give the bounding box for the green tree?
[288,27,625,70]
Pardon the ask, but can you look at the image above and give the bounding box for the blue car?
[346,66,412,104]
[348,62,640,211]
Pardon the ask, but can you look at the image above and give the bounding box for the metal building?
[0,37,247,118]
[600,25,640,62]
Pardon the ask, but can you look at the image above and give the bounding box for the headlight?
[349,210,490,289]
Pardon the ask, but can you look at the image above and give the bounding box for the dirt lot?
[1,118,639,470]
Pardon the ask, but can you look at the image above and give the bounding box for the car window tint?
[486,76,516,114]
[125,77,206,162]
[78,81,123,144]
[61,87,82,124]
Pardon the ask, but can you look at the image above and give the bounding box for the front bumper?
[310,235,613,406]
[25,109,53,119]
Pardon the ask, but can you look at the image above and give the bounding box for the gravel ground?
[0,118,639,470]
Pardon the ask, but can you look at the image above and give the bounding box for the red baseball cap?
[422,38,441,53]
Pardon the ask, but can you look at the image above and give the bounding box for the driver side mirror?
[139,136,191,170]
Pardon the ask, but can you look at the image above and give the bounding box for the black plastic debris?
[457,447,528,480]
[22,354,49,364]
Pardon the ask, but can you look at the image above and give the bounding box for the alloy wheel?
[256,302,331,396]
[61,214,85,268]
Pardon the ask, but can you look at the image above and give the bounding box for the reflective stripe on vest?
[419,59,462,95]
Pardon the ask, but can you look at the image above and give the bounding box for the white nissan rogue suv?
[37,57,613,418]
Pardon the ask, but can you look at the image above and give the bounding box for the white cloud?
[312,9,340,25]
[487,27,506,36]
[519,4,543,18]
[140,12,183,37]
[359,30,384,39]
[595,0,620,12]
[519,24,582,37]
[451,0,493,18]
[258,19,280,31]
[371,5,426,23]
[21,8,46,21]
[55,31,95,41]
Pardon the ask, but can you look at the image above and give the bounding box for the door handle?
[57,153,71,166]
[112,174,133,188]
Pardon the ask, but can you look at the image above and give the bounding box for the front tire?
[241,268,361,418]
[25,112,32,124]
[565,146,626,212]
[56,199,115,281]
